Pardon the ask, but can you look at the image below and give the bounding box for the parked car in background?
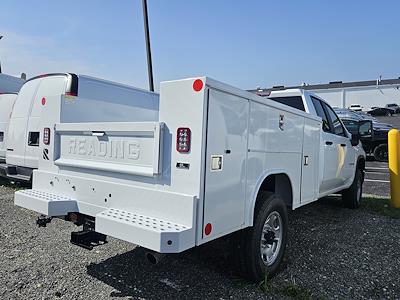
[334,108,391,161]
[367,107,394,116]
[348,104,363,111]
[385,103,400,113]
[334,108,393,128]
[341,118,389,161]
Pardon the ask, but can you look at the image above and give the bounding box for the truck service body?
[1,73,159,182]
[15,77,367,280]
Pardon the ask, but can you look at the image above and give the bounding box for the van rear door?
[0,94,17,160]
[24,76,68,168]
[6,80,41,166]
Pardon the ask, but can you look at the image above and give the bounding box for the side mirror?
[350,120,373,146]
[358,120,373,139]
[350,133,360,146]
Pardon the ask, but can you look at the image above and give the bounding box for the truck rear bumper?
[15,186,197,253]
[0,163,32,182]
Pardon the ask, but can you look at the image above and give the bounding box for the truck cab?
[267,89,366,199]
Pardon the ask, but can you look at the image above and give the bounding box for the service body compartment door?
[203,89,249,239]
[301,118,321,204]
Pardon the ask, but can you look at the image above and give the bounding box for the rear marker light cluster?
[43,128,51,145]
[177,128,191,153]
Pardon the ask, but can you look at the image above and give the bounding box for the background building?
[253,77,400,110]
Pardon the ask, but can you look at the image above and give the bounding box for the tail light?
[176,128,191,153]
[43,128,50,145]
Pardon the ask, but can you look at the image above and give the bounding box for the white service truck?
[15,77,370,281]
[1,73,159,182]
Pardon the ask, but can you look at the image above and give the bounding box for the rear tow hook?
[36,216,53,228]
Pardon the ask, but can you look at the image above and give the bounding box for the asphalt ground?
[0,116,399,300]
[1,180,400,300]
[363,159,389,197]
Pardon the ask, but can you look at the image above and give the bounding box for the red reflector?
[205,223,212,236]
[193,79,203,92]
[176,127,191,153]
[65,91,77,97]
[41,97,46,105]
[43,128,50,145]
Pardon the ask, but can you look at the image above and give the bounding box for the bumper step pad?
[95,208,194,253]
[15,189,196,253]
[15,189,78,216]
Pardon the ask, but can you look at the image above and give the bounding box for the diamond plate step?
[15,189,78,216]
[96,208,195,253]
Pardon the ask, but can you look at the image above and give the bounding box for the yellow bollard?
[388,129,400,208]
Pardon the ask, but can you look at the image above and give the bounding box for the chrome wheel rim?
[260,211,283,266]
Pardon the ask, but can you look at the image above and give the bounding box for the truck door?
[203,89,249,239]
[321,103,355,185]
[301,118,321,203]
[311,97,342,193]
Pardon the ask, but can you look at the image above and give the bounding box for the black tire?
[373,144,388,162]
[230,192,288,282]
[342,168,363,209]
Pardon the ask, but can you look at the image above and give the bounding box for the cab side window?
[321,102,346,137]
[311,97,331,133]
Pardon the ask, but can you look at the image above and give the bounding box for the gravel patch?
[1,182,400,299]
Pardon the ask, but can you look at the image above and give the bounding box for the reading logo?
[68,138,140,160]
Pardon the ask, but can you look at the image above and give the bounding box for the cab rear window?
[268,96,305,111]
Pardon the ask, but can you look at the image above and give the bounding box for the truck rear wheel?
[373,144,388,162]
[231,192,288,282]
[342,168,363,209]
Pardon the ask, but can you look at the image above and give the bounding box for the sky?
[1,0,399,91]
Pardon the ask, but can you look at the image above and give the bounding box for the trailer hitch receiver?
[70,217,107,250]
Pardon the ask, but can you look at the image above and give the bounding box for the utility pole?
[142,0,154,92]
[0,35,3,73]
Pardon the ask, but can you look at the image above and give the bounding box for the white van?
[0,93,18,163]
[2,73,159,182]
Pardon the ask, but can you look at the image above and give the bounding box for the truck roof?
[24,73,159,98]
[195,77,321,122]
